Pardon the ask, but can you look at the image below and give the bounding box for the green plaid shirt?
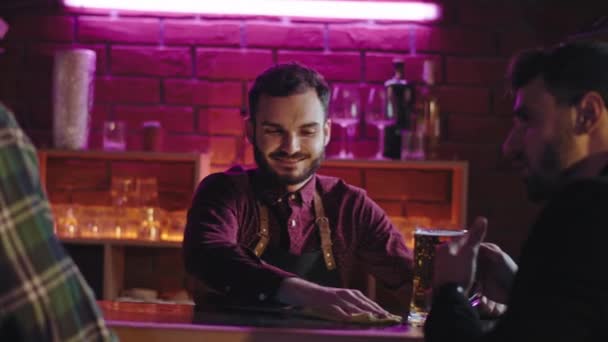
[0,104,115,341]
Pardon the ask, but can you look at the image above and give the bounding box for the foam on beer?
[414,228,467,237]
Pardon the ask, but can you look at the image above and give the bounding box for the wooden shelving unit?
[38,149,210,209]
[39,150,467,301]
[38,149,210,300]
[59,237,181,301]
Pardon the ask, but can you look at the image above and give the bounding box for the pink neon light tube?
[63,0,440,21]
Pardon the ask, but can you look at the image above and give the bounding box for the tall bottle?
[382,59,416,159]
[417,60,441,160]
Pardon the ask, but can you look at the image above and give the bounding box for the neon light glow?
[63,0,440,21]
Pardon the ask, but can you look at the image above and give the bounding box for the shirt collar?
[253,169,317,206]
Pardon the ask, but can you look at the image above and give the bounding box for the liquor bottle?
[383,59,416,159]
[417,60,441,160]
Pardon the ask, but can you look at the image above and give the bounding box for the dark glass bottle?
[382,59,416,159]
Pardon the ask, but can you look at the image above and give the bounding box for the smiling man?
[183,63,413,321]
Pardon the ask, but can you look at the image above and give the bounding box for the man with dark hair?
[425,41,608,341]
[183,62,412,321]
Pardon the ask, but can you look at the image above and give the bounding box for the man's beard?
[253,144,324,186]
[524,141,567,203]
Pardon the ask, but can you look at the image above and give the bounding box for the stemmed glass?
[367,86,395,160]
[330,85,361,159]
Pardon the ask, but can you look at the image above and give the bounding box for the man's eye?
[264,129,282,135]
[301,130,317,136]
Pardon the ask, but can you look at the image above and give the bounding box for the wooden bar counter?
[100,301,424,342]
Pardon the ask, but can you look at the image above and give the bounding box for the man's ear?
[323,119,331,147]
[246,119,255,144]
[574,91,604,134]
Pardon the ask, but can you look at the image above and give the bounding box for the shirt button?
[289,194,296,201]
[277,198,283,203]
[290,219,296,228]
[258,293,267,301]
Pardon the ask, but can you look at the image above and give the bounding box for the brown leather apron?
[253,191,341,288]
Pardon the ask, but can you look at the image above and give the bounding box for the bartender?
[183,63,412,321]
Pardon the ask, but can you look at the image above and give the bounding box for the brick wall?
[0,0,605,258]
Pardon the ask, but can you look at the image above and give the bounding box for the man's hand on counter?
[275,277,391,321]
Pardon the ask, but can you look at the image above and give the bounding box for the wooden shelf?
[38,149,211,196]
[39,150,210,300]
[38,149,210,210]
[320,158,468,227]
[60,237,182,248]
[42,150,467,302]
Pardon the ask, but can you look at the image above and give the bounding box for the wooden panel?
[111,161,195,210]
[46,158,109,192]
[318,166,363,187]
[122,247,185,297]
[46,159,196,209]
[111,161,194,190]
[404,202,453,224]
[104,245,125,300]
[373,200,403,216]
[63,243,104,300]
[365,169,452,202]
[52,189,111,206]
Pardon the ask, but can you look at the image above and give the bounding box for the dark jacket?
[425,173,608,342]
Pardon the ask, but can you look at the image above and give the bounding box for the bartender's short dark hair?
[248,62,330,122]
[507,41,608,108]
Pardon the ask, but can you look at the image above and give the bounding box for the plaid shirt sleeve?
[0,104,115,341]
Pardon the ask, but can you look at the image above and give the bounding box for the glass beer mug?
[408,227,467,326]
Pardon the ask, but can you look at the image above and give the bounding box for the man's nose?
[280,133,301,154]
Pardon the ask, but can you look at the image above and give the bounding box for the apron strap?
[313,191,336,271]
[253,191,336,271]
[253,201,270,257]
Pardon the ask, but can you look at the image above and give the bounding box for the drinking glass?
[367,87,395,160]
[110,176,136,237]
[103,121,126,151]
[401,129,426,160]
[408,228,467,326]
[136,177,159,207]
[330,85,360,159]
[55,185,79,237]
[136,177,160,240]
[76,206,96,238]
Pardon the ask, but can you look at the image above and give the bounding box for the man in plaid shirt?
[0,102,114,341]
[0,17,114,342]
